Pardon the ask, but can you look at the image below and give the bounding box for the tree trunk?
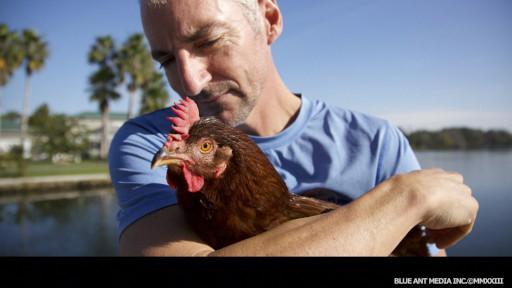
[100,103,110,159]
[21,74,31,159]
[128,89,137,119]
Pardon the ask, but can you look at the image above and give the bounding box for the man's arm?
[120,169,478,256]
[120,204,214,256]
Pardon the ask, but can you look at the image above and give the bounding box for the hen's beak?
[150,146,184,169]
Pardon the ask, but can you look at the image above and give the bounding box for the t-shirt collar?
[250,93,313,151]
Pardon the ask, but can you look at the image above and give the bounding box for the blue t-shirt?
[109,95,438,254]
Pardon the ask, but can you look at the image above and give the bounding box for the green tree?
[0,24,24,138]
[88,36,121,159]
[28,102,49,127]
[29,104,89,161]
[485,130,512,148]
[407,127,512,150]
[20,29,49,158]
[2,110,21,121]
[0,23,24,87]
[118,34,154,119]
[139,71,170,115]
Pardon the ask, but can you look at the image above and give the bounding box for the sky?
[1,0,511,132]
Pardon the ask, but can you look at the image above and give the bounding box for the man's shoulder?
[116,107,172,134]
[111,107,173,147]
[309,98,394,138]
[108,107,174,167]
[308,98,419,183]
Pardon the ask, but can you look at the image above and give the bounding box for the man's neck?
[237,72,301,137]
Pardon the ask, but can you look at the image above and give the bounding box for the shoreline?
[0,174,113,195]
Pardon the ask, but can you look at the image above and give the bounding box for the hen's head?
[151,98,233,192]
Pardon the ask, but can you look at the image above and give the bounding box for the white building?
[74,112,128,158]
[0,118,32,155]
[0,112,127,158]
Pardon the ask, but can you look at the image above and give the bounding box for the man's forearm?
[121,169,475,256]
[208,179,422,256]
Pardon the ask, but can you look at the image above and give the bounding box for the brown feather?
[168,117,430,255]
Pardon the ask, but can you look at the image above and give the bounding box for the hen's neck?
[205,134,290,206]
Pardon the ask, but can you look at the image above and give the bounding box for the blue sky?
[1,0,511,131]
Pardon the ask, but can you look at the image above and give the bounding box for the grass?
[0,160,108,178]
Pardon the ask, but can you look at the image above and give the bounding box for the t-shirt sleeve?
[108,118,177,237]
[375,122,421,185]
[374,122,440,255]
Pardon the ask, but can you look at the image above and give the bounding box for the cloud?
[377,109,512,133]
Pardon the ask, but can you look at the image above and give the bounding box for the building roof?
[75,112,128,121]
[1,111,128,134]
[0,118,21,133]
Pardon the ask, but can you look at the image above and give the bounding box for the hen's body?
[169,118,335,248]
[167,117,429,255]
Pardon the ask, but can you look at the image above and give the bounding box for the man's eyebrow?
[181,21,232,43]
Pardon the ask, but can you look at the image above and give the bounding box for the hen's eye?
[199,141,213,153]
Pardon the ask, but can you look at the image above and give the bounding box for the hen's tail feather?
[287,195,340,218]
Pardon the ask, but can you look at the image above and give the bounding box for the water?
[416,150,512,256]
[0,189,119,256]
[0,151,510,256]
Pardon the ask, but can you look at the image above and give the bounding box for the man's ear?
[258,0,283,45]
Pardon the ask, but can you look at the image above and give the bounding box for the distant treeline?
[404,128,512,150]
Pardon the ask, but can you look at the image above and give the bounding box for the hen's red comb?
[165,97,200,149]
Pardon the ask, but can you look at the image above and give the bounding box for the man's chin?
[196,97,253,127]
[217,110,250,127]
[217,112,238,127]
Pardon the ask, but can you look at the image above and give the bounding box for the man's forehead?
[141,0,237,33]
[139,0,167,7]
[140,0,225,15]
[141,0,244,58]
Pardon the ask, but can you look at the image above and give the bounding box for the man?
[109,0,478,256]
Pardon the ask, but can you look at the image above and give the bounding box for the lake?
[416,150,512,256]
[0,150,510,256]
[0,189,119,256]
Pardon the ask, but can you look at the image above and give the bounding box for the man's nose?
[176,50,212,97]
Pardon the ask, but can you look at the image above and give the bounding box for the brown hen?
[151,97,430,256]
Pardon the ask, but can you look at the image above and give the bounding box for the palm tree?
[139,71,170,115]
[0,24,24,138]
[118,34,154,119]
[0,24,24,88]
[88,36,121,159]
[20,29,49,158]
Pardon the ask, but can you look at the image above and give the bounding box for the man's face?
[141,0,271,127]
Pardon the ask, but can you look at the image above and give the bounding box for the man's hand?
[388,168,479,249]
